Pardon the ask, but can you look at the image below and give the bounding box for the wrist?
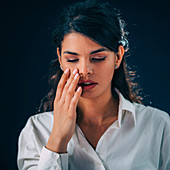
[46,134,68,153]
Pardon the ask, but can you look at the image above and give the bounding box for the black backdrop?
[1,0,170,169]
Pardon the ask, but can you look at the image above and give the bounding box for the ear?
[57,47,62,67]
[115,45,124,69]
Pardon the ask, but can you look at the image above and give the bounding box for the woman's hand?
[46,68,82,153]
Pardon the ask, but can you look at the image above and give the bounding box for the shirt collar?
[115,88,136,128]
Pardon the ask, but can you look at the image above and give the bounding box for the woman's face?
[57,32,123,99]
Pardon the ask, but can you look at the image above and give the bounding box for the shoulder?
[18,111,54,149]
[133,103,169,127]
[28,111,53,124]
[18,112,54,164]
[21,111,54,136]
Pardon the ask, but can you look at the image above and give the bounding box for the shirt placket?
[75,125,106,169]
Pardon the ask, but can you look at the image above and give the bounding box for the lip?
[78,79,98,84]
[78,79,98,91]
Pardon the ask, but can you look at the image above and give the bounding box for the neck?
[77,91,119,126]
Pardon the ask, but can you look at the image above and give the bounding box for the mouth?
[78,80,98,90]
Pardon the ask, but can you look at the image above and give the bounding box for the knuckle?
[72,78,77,84]
[58,74,67,86]
[62,72,67,78]
[71,73,76,80]
[66,79,72,85]
[54,98,57,105]
[54,100,60,107]
[68,83,76,93]
[68,114,75,120]
[71,78,79,87]
[64,82,70,89]
[71,99,77,105]
[67,90,73,96]
[57,83,62,89]
[54,94,59,101]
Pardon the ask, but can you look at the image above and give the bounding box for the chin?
[80,83,111,100]
[80,88,104,100]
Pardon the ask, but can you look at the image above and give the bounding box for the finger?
[64,73,80,108]
[55,68,70,102]
[60,68,78,103]
[69,86,82,113]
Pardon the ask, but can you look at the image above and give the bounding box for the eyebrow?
[63,48,109,55]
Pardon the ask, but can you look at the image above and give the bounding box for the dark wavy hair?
[38,0,143,112]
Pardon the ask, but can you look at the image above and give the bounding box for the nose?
[78,60,93,78]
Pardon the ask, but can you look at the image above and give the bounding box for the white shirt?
[17,91,170,170]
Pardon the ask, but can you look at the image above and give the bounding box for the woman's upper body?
[17,89,170,170]
[17,0,170,169]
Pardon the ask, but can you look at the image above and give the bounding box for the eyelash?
[66,57,106,62]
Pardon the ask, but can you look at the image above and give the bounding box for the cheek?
[98,64,115,81]
[62,62,76,72]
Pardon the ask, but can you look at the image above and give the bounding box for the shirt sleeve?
[37,147,68,170]
[17,116,69,170]
[159,116,170,170]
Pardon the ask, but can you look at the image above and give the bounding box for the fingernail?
[73,68,77,75]
[64,68,69,74]
[74,73,79,79]
[77,86,82,92]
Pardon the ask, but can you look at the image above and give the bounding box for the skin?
[46,32,124,152]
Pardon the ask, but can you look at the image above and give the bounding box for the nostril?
[79,73,83,77]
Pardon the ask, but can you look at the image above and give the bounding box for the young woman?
[17,0,170,169]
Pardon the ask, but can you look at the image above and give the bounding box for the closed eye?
[91,57,106,61]
[66,59,79,62]
[66,57,106,63]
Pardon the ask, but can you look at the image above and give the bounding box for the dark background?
[1,0,170,169]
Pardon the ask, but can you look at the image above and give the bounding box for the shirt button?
[98,162,101,165]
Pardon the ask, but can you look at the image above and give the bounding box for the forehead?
[61,33,108,54]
